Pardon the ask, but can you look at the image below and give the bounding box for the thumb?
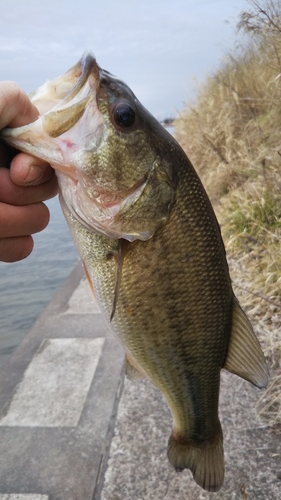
[0,81,39,129]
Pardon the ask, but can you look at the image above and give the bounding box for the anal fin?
[126,355,145,381]
[223,296,268,388]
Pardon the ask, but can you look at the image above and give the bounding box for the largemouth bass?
[1,53,268,492]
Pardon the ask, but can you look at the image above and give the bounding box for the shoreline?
[0,261,280,498]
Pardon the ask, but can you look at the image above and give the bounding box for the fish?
[1,52,268,492]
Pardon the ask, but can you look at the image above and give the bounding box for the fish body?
[1,53,268,492]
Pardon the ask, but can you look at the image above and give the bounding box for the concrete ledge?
[0,262,125,499]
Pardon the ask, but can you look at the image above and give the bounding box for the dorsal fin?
[223,297,268,389]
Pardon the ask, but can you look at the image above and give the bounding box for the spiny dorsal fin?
[223,297,268,389]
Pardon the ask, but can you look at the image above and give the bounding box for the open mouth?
[1,52,104,167]
[29,52,100,120]
[1,52,175,242]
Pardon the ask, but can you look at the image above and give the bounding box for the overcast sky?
[0,0,251,120]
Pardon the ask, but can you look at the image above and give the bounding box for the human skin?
[0,82,58,262]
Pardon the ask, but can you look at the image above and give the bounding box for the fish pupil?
[114,103,135,127]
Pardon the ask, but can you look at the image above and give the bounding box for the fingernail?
[24,165,44,185]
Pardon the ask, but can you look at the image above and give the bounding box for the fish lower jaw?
[61,189,156,241]
[58,173,159,241]
[59,189,124,239]
[68,203,152,241]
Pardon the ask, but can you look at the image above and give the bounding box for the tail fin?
[167,423,224,492]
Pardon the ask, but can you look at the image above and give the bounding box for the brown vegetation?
[174,0,281,422]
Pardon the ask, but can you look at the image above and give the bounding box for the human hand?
[0,82,58,262]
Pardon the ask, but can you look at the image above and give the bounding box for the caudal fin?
[167,423,224,492]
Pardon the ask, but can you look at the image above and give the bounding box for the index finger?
[0,82,39,129]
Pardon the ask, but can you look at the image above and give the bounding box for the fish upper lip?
[29,52,101,116]
[1,51,105,173]
[62,53,100,106]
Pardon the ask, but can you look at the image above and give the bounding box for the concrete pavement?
[0,262,124,500]
[0,262,280,499]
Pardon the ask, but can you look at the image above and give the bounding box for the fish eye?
[113,102,135,128]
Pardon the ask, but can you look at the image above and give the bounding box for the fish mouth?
[2,53,136,237]
[2,52,103,171]
[1,52,175,241]
[29,52,100,119]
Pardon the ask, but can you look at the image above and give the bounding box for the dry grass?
[175,0,281,423]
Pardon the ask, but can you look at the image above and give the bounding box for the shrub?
[175,0,281,422]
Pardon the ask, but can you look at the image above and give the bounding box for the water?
[0,196,79,368]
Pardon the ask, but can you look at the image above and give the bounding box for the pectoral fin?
[110,240,123,322]
[224,297,268,388]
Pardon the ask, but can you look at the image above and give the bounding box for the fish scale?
[67,158,232,459]
[0,52,268,492]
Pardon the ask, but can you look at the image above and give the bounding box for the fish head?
[1,52,177,241]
